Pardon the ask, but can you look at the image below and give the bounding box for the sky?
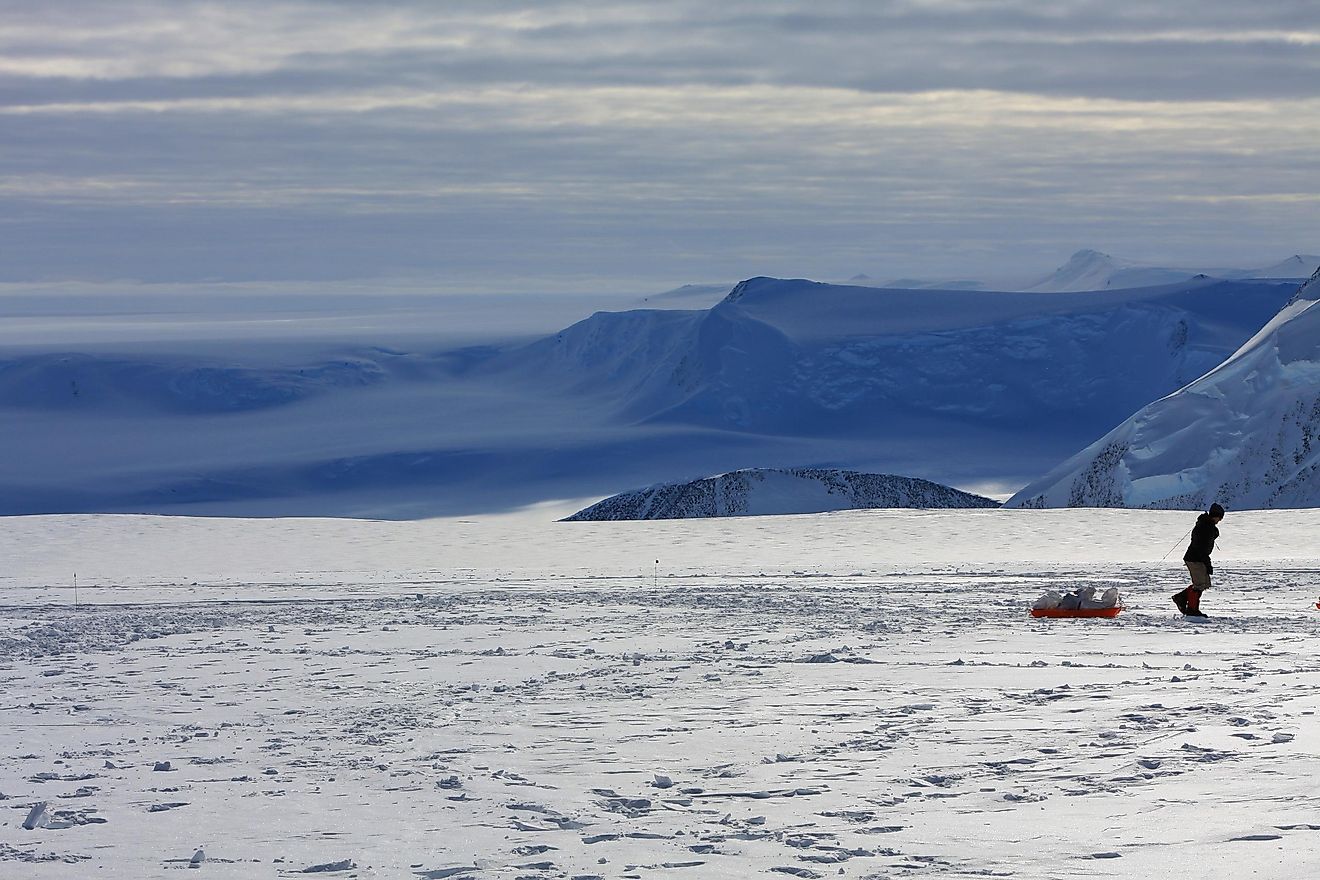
[3,0,1319,292]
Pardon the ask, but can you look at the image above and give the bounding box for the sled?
[1030,606,1123,619]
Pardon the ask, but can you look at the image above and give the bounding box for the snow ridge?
[563,468,999,521]
[1287,262,1320,306]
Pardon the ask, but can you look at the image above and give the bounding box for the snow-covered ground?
[4,508,1319,878]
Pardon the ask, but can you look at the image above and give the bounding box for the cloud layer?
[3,0,1319,288]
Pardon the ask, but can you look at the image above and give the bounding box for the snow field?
[2,509,1320,878]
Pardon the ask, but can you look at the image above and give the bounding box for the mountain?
[1005,265,1320,510]
[498,275,1294,438]
[0,274,1301,518]
[1242,254,1320,279]
[563,468,999,520]
[1026,250,1198,292]
[1026,250,1320,293]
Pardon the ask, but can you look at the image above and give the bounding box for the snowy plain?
[3,507,1320,879]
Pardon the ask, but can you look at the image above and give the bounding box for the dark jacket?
[1183,513,1219,572]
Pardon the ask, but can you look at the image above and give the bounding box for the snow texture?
[3,508,1320,879]
[563,468,999,520]
[1008,265,1320,510]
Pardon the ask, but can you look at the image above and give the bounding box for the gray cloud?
[0,0,1317,287]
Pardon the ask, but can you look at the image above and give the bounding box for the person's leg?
[1185,587,1202,613]
[1185,562,1211,615]
[1175,562,1200,613]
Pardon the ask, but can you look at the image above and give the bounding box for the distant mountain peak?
[1024,249,1232,293]
[1069,248,1116,262]
[1025,249,1138,292]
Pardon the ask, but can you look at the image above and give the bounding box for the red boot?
[1185,588,1207,617]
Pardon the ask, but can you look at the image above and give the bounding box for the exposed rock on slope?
[563,468,999,521]
[1006,265,1320,510]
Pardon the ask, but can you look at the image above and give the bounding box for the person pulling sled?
[1173,503,1224,617]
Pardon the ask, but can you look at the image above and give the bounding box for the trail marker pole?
[74,573,79,609]
[654,560,659,589]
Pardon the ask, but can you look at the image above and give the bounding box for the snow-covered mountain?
[1006,266,1320,510]
[1026,249,1200,292]
[563,467,998,520]
[0,274,1300,517]
[1249,254,1320,279]
[1025,249,1320,293]
[774,252,1316,298]
[499,275,1292,438]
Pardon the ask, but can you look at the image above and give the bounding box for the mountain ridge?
[0,271,1307,517]
[564,467,1000,521]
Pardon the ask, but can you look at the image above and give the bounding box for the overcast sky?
[3,0,1319,291]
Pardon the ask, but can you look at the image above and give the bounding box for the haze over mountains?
[3,251,1313,518]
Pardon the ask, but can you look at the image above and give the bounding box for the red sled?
[1030,606,1123,619]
